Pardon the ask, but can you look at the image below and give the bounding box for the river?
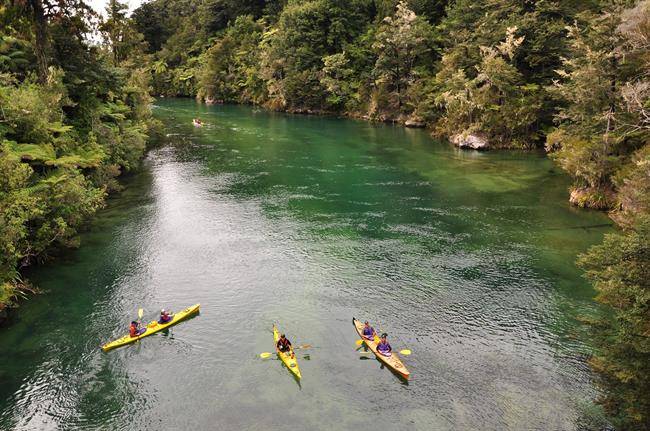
[0,99,612,430]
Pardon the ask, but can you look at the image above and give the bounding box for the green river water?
[0,99,612,430]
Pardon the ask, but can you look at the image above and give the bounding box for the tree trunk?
[29,0,50,83]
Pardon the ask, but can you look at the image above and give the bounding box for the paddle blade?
[138,308,144,319]
[297,344,312,350]
[260,352,273,359]
[355,339,364,346]
[399,349,412,355]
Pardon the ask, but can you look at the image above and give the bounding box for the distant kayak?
[102,304,200,352]
[273,324,301,379]
[352,317,410,380]
[192,119,203,127]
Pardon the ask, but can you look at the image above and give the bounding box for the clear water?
[0,99,612,430]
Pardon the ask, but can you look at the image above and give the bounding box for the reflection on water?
[0,99,611,430]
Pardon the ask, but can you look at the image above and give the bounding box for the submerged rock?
[451,133,490,150]
[404,116,425,128]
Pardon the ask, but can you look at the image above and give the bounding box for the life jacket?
[377,341,391,353]
[129,324,138,337]
[277,338,291,350]
[362,326,374,337]
[160,313,171,323]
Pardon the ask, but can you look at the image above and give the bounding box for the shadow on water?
[358,348,410,385]
[276,359,302,389]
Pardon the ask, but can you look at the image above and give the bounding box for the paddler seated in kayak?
[361,321,377,340]
[376,333,392,357]
[129,321,146,338]
[277,333,294,358]
[158,309,172,324]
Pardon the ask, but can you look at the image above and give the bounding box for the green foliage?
[197,15,264,104]
[614,145,650,226]
[371,1,433,115]
[0,1,154,310]
[578,218,650,430]
[547,1,650,214]
[434,26,543,147]
[100,0,148,65]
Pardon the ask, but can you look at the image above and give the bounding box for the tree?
[372,1,431,111]
[0,0,155,311]
[100,0,147,65]
[433,26,542,147]
[260,0,373,111]
[547,2,649,210]
[578,218,650,430]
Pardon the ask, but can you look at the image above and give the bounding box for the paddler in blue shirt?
[362,321,377,340]
[376,333,392,357]
[159,309,172,324]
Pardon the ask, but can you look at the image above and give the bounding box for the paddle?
[356,339,412,356]
[259,344,312,359]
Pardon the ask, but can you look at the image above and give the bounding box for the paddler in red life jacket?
[277,333,294,358]
[129,321,145,338]
[159,309,172,324]
[376,333,392,357]
[362,321,377,340]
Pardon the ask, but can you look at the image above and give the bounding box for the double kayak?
[102,304,200,352]
[273,324,301,379]
[352,317,410,380]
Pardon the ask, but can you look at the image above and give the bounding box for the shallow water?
[0,99,612,430]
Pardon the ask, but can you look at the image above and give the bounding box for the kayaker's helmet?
[381,333,388,338]
[131,321,137,325]
[364,321,369,325]
[280,334,286,338]
[161,309,166,314]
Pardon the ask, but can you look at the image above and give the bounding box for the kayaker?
[129,321,145,338]
[159,309,172,324]
[277,333,294,358]
[362,321,377,340]
[376,333,392,357]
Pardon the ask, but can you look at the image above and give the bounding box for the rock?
[404,116,425,128]
[204,96,216,105]
[451,133,490,150]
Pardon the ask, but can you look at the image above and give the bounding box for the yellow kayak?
[102,304,200,352]
[353,317,410,380]
[273,324,301,379]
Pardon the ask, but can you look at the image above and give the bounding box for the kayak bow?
[101,304,200,352]
[352,317,410,380]
[273,324,302,379]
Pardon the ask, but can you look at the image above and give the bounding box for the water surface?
[0,99,611,430]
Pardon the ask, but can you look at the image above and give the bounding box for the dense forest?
[0,0,648,429]
[0,1,159,308]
